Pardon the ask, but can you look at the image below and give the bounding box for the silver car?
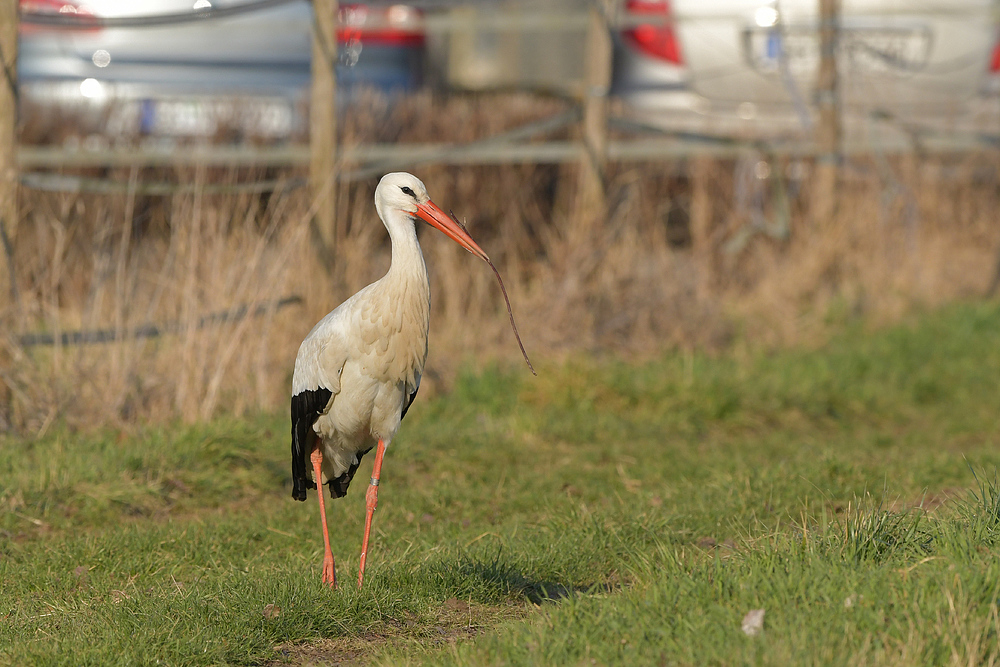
[614,0,1000,143]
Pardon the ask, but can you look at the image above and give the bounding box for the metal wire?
[20,171,305,195]
[18,295,303,347]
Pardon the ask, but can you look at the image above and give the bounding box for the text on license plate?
[744,26,933,75]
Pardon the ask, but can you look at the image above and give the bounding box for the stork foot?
[321,553,336,588]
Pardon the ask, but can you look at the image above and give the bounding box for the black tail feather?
[400,384,419,421]
[328,446,373,498]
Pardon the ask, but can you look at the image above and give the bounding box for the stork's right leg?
[311,446,337,588]
[357,438,388,589]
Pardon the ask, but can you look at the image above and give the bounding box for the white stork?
[290,172,492,589]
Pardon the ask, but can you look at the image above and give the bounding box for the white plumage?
[290,236,428,483]
[289,172,490,589]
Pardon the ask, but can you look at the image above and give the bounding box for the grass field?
[3,301,1000,665]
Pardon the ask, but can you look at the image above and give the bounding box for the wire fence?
[16,122,997,196]
[15,0,1000,199]
[1,0,998,372]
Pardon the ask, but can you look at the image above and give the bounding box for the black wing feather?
[291,384,419,501]
[290,388,332,501]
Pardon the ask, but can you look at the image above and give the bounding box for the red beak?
[415,200,489,262]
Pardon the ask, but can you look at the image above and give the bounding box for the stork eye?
[400,186,416,197]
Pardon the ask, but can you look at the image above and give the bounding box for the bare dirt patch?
[269,599,528,666]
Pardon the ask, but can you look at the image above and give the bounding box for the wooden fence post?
[575,1,611,236]
[310,0,338,263]
[813,0,840,225]
[0,0,16,426]
[0,0,17,310]
[690,156,714,297]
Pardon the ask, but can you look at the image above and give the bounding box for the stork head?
[375,172,489,261]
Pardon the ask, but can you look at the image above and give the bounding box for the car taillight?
[991,42,1000,73]
[337,4,425,48]
[623,0,683,65]
[20,0,99,33]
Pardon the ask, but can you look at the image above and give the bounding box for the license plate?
[142,98,295,138]
[744,25,933,75]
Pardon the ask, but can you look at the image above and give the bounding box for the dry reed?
[2,92,999,432]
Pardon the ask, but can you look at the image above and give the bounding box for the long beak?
[415,200,489,262]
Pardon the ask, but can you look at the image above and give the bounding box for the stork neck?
[384,210,428,281]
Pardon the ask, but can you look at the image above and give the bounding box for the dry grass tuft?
[3,92,999,431]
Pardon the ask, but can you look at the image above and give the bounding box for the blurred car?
[611,0,686,103]
[18,0,427,139]
[613,0,1000,142]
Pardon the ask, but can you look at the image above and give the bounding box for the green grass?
[3,301,1000,665]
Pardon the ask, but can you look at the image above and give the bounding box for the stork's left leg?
[311,446,337,589]
[357,438,387,588]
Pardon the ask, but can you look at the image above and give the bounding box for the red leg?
[358,438,387,589]
[311,446,337,589]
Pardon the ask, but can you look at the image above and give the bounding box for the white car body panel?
[672,0,996,121]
